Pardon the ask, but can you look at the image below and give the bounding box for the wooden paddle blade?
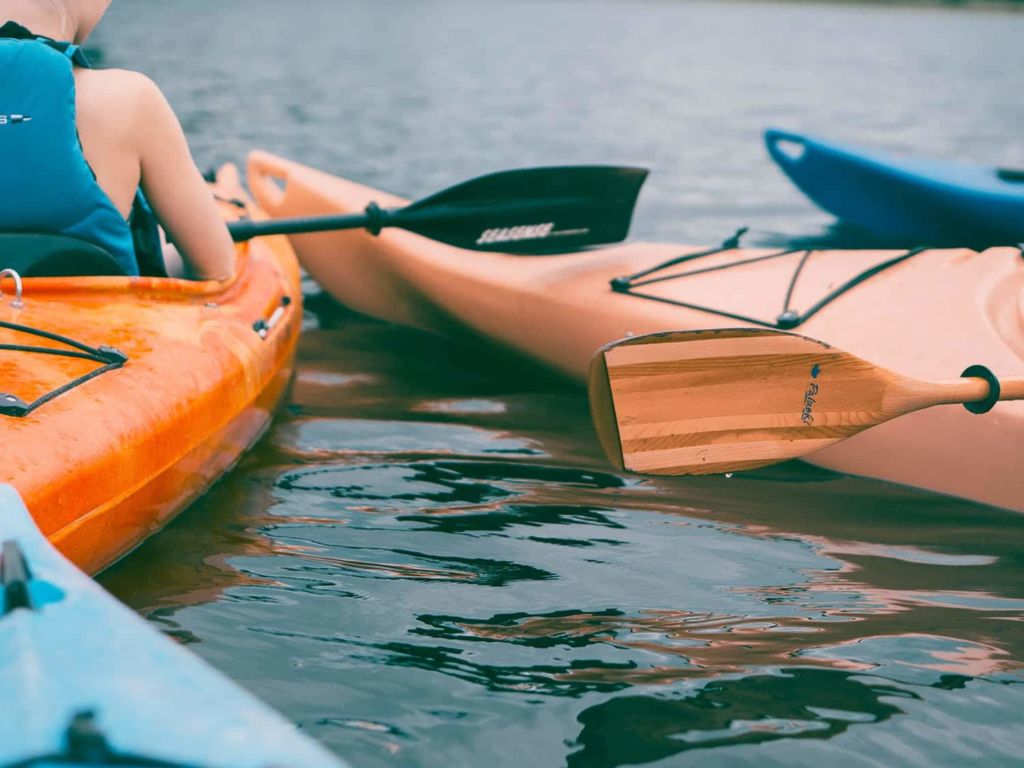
[396,165,648,253]
[589,328,932,477]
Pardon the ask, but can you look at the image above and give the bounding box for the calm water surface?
[95,2,1024,766]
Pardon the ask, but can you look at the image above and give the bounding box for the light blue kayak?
[765,128,1024,246]
[0,484,347,768]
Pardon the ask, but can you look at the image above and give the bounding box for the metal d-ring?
[0,269,24,310]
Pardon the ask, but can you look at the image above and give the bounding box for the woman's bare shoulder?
[75,69,176,141]
[75,67,164,106]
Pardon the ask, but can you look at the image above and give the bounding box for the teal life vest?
[0,21,147,276]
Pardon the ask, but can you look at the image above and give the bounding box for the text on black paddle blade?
[395,165,649,253]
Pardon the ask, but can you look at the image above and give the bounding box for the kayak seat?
[0,233,130,277]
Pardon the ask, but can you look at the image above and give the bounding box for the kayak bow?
[765,128,1024,246]
[248,151,1024,512]
[0,484,346,768]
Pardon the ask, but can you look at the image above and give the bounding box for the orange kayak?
[0,165,301,575]
[248,151,1024,513]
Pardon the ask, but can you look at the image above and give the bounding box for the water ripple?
[93,1,1024,766]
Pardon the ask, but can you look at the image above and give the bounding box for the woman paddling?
[0,0,234,280]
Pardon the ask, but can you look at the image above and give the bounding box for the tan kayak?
[248,150,1024,513]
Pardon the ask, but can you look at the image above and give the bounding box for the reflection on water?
[92,1,1024,766]
[569,669,913,764]
[100,301,1024,768]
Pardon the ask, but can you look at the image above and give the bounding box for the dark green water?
[94,1,1024,766]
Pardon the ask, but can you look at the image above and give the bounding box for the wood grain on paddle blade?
[589,328,981,477]
[589,347,625,470]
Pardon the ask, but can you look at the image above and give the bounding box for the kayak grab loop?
[3,709,203,768]
[996,167,1024,184]
[0,269,24,310]
[610,229,926,329]
[0,539,64,616]
[1,540,34,615]
[0,320,128,418]
[961,364,1001,414]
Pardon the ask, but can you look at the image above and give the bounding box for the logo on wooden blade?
[801,366,822,424]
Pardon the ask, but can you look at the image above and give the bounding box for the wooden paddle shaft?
[931,373,1024,407]
[999,377,1024,400]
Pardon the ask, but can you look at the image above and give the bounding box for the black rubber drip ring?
[364,202,386,236]
[961,364,1000,414]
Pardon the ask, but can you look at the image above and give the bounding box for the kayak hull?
[249,151,1024,513]
[0,166,302,574]
[765,128,1024,245]
[0,484,345,767]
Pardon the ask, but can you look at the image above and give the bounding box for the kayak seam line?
[47,315,297,550]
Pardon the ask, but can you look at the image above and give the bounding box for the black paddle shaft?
[228,165,649,254]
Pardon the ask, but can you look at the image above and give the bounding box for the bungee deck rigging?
[610,228,931,329]
[0,266,127,419]
[0,317,127,418]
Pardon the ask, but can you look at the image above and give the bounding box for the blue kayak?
[765,128,1024,246]
[0,485,347,768]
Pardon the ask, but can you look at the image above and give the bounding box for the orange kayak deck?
[0,166,302,574]
[249,151,1024,513]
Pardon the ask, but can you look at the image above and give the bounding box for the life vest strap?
[0,21,93,66]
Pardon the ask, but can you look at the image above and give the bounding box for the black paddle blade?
[393,165,648,253]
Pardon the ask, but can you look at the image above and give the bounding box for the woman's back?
[0,30,141,273]
[0,1,234,281]
[74,66,146,219]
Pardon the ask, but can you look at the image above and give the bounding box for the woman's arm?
[133,76,235,281]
